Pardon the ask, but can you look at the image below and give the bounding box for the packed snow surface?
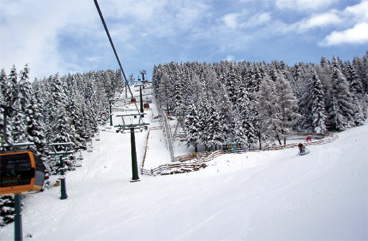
[1,107,367,240]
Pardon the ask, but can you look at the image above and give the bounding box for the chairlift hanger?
[48,142,75,156]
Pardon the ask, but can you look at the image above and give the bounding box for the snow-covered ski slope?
[1,96,368,240]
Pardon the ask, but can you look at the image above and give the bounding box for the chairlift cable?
[93,0,142,122]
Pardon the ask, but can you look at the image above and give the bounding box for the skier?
[298,143,305,154]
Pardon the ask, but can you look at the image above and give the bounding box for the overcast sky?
[1,0,368,81]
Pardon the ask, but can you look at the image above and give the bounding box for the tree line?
[0,65,124,226]
[0,65,124,157]
[152,53,368,151]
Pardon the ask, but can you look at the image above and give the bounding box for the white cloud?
[317,0,368,46]
[305,12,341,28]
[0,0,98,79]
[244,12,272,28]
[100,0,210,38]
[223,13,239,29]
[275,0,337,11]
[344,0,368,21]
[295,11,342,32]
[225,55,235,61]
[322,22,368,45]
[222,12,271,30]
[0,0,211,79]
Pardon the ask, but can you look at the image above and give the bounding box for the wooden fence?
[266,134,338,151]
[141,150,223,176]
[141,133,338,176]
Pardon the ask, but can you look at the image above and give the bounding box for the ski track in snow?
[1,94,368,241]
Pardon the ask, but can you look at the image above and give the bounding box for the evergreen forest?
[152,53,368,151]
[0,66,123,226]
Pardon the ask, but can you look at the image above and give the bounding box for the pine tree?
[184,102,201,152]
[47,74,74,145]
[65,95,85,148]
[256,73,278,147]
[157,73,172,114]
[17,64,35,142]
[200,94,224,151]
[235,82,255,147]
[310,71,328,134]
[274,71,300,144]
[0,196,15,227]
[297,69,327,134]
[225,72,239,104]
[9,66,29,143]
[173,72,186,114]
[8,65,18,108]
[29,83,48,157]
[217,85,235,145]
[246,63,263,148]
[345,61,367,124]
[0,69,7,138]
[0,69,6,105]
[328,57,356,131]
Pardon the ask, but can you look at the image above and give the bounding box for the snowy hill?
[1,97,367,240]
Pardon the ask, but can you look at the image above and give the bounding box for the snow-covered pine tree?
[217,85,235,146]
[9,65,30,143]
[225,72,239,105]
[10,101,27,143]
[184,102,201,152]
[18,65,31,112]
[47,74,74,145]
[352,52,368,93]
[328,57,356,131]
[296,69,327,134]
[0,69,6,105]
[256,73,278,147]
[344,61,367,124]
[28,82,48,158]
[246,63,263,148]
[234,81,255,147]
[274,71,300,145]
[202,93,224,151]
[8,65,18,108]
[310,70,328,134]
[290,63,310,101]
[0,196,15,227]
[15,64,33,143]
[102,70,115,100]
[202,66,220,102]
[0,69,7,137]
[157,72,172,115]
[65,94,85,148]
[1,66,19,143]
[173,71,186,114]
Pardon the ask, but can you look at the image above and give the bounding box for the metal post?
[109,101,113,126]
[130,128,140,182]
[139,86,144,114]
[59,155,68,200]
[14,194,23,241]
